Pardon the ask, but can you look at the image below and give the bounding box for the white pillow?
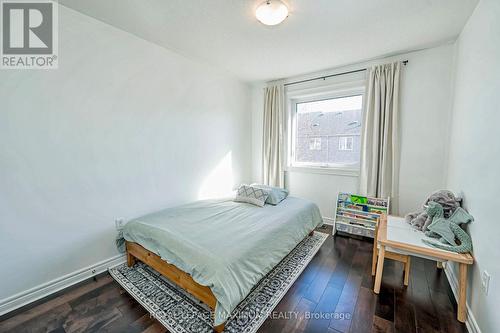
[251,184,289,205]
[234,185,270,207]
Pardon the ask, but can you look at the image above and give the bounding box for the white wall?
[0,6,251,301]
[251,43,455,219]
[397,45,456,215]
[446,1,500,332]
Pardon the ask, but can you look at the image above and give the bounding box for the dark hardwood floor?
[0,225,467,333]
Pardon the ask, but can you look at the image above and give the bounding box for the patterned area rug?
[109,232,328,333]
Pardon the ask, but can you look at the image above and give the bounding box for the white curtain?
[262,81,285,188]
[359,62,401,214]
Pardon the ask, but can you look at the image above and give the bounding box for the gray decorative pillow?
[234,185,270,207]
[251,184,289,205]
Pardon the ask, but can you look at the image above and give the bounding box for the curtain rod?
[284,60,408,87]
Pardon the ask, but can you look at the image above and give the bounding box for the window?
[291,94,363,169]
[338,136,354,151]
[309,137,321,150]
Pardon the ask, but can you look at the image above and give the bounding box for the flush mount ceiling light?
[255,0,289,26]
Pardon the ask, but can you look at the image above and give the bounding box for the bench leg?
[371,248,378,276]
[127,252,135,267]
[458,263,468,323]
[374,245,385,294]
[437,261,443,269]
[214,323,225,332]
[404,256,411,286]
[372,222,379,276]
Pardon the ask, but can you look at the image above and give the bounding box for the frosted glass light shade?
[255,0,289,26]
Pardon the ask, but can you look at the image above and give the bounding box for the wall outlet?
[115,218,125,231]
[481,270,491,295]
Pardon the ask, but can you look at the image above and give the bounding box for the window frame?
[286,85,365,176]
[309,137,322,150]
[338,136,354,151]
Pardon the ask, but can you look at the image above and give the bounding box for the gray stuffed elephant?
[405,190,461,231]
[406,190,473,253]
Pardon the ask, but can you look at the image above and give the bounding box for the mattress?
[122,196,323,325]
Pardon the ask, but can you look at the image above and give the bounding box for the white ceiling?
[60,0,478,82]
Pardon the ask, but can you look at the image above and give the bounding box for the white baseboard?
[444,263,481,333]
[322,216,335,226]
[0,254,126,316]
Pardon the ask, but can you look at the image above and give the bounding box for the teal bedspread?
[121,197,323,325]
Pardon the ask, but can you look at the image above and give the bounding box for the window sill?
[286,166,359,177]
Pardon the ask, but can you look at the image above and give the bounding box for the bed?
[122,196,323,332]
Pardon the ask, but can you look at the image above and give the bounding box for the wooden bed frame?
[126,241,225,332]
[126,230,315,332]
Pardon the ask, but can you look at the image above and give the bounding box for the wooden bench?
[373,215,473,323]
[371,223,411,287]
